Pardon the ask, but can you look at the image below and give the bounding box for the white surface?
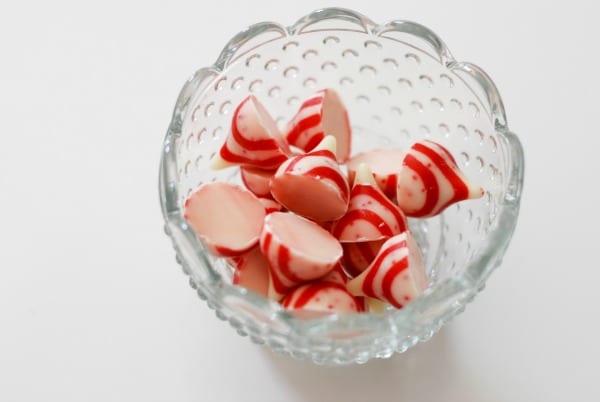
[1,1,599,401]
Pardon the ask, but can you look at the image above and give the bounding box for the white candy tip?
[367,298,387,314]
[209,152,233,170]
[469,184,486,199]
[312,135,337,155]
[346,277,363,297]
[354,163,377,187]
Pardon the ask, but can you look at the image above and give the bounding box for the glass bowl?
[158,7,524,365]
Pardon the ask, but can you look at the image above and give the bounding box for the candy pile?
[184,89,484,317]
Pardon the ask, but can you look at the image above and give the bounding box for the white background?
[2,1,599,401]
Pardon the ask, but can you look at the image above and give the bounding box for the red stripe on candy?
[286,113,321,144]
[303,131,325,152]
[352,185,406,232]
[304,166,349,202]
[332,209,393,239]
[277,245,303,283]
[219,145,287,169]
[361,241,406,297]
[301,95,324,108]
[230,100,279,151]
[292,282,345,309]
[381,255,408,308]
[402,154,439,217]
[412,142,468,204]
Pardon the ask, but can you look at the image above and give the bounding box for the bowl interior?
[176,29,504,283]
[160,17,521,363]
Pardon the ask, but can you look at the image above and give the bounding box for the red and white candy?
[346,231,428,309]
[260,212,343,300]
[346,148,404,200]
[331,163,407,242]
[281,282,365,317]
[240,166,274,198]
[184,183,265,257]
[257,197,282,214]
[397,140,484,217]
[211,95,289,170]
[230,246,270,297]
[270,136,350,222]
[320,262,348,285]
[341,239,386,278]
[285,89,352,163]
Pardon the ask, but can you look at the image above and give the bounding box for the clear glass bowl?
[158,8,524,365]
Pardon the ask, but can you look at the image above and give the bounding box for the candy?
[320,262,348,285]
[230,247,270,297]
[211,95,289,170]
[260,212,343,300]
[196,91,486,315]
[270,136,350,222]
[184,183,265,257]
[240,166,274,198]
[346,148,404,199]
[397,140,484,217]
[341,239,386,277]
[346,232,427,308]
[331,163,407,242]
[285,89,351,162]
[257,197,282,214]
[281,282,364,316]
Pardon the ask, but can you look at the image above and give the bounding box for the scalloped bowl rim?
[158,7,524,362]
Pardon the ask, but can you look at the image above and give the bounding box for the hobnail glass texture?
[159,8,524,365]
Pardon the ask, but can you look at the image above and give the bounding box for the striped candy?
[285,89,351,163]
[260,212,343,300]
[270,136,350,222]
[331,163,407,242]
[281,281,365,317]
[341,239,386,278]
[346,232,427,309]
[183,183,265,257]
[240,166,274,198]
[230,246,270,297]
[257,197,282,214]
[211,95,289,170]
[397,140,484,217]
[346,148,405,200]
[320,262,348,285]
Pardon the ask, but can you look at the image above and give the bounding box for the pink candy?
[331,164,407,242]
[211,95,289,170]
[397,140,484,217]
[270,136,349,222]
[184,90,485,315]
[285,89,351,163]
[184,182,265,257]
[260,212,342,300]
[346,232,427,309]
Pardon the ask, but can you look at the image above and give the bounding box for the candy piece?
[320,262,348,285]
[270,136,350,222]
[331,164,407,242]
[230,247,270,297]
[240,166,274,198]
[397,140,484,217]
[211,95,289,170]
[260,212,343,300]
[341,239,386,277]
[183,183,265,257]
[366,298,387,314]
[346,149,404,199]
[346,232,427,308]
[282,282,365,316]
[285,89,351,162]
[257,197,282,214]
